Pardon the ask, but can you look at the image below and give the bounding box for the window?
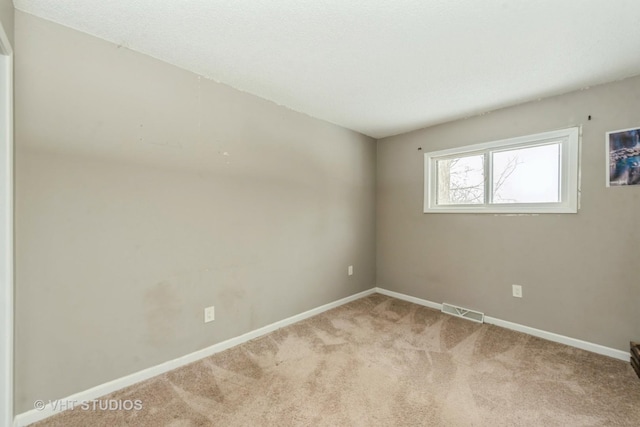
[424,127,579,213]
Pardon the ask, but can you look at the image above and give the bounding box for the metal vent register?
[441,303,484,323]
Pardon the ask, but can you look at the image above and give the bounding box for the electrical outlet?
[348,265,353,276]
[204,306,215,323]
[512,285,523,298]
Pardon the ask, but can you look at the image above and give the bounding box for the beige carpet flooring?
[34,294,640,426]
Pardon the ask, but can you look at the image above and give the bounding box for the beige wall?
[378,75,640,353]
[14,4,640,417]
[0,0,12,46]
[14,11,376,413]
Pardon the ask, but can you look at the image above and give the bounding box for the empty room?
[1,1,640,426]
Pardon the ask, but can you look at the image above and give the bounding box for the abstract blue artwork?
[607,127,640,186]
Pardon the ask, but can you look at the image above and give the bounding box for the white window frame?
[424,127,580,214]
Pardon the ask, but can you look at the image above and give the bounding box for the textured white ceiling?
[13,0,640,138]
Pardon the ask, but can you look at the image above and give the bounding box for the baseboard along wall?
[14,288,376,427]
[374,287,629,361]
[14,286,629,426]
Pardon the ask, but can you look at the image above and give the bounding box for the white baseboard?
[14,286,630,426]
[483,316,629,361]
[14,288,376,427]
[374,287,629,362]
[374,287,443,310]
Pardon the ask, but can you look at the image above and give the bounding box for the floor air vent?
[441,303,484,323]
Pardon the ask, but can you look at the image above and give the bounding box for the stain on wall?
[13,11,376,413]
[144,281,183,347]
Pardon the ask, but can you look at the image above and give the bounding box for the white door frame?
[0,20,13,427]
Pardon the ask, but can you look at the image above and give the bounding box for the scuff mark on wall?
[144,280,182,347]
[218,150,231,164]
[149,139,183,149]
[137,121,183,149]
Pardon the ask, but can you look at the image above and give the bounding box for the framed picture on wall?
[606,127,640,186]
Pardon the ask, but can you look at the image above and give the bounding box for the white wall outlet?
[204,306,215,323]
[512,284,523,298]
[348,265,353,276]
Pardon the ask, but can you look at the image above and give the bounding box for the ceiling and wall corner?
[12,0,640,139]
[13,10,377,414]
[376,74,640,353]
[9,1,640,419]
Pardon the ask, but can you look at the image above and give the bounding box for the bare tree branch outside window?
[437,155,521,205]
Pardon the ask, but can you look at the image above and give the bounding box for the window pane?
[437,155,484,205]
[491,143,560,203]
